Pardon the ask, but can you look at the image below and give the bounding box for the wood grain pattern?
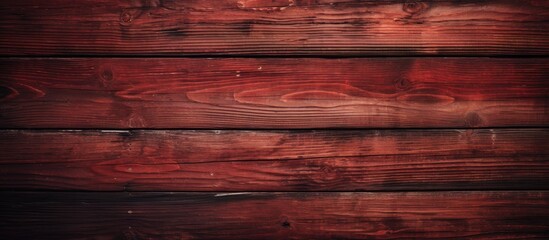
[1,191,548,239]
[1,1,548,238]
[1,58,548,128]
[1,129,547,191]
[1,0,548,56]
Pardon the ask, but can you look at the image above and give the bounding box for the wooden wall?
[1,0,548,239]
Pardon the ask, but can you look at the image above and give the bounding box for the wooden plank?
[1,129,547,191]
[1,0,548,56]
[1,58,548,128]
[1,191,547,239]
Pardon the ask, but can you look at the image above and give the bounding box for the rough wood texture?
[1,129,547,191]
[1,58,548,128]
[1,191,548,239]
[1,0,548,56]
[1,0,548,238]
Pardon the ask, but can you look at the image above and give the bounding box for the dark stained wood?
[1,58,548,128]
[1,191,548,239]
[1,129,547,191]
[1,0,548,56]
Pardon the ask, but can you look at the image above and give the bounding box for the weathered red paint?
[1,129,548,191]
[1,58,547,128]
[0,0,547,55]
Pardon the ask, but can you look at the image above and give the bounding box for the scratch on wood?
[237,0,295,11]
[215,192,252,197]
[100,130,131,133]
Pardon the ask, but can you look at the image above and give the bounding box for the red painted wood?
[1,0,548,56]
[1,129,547,191]
[0,0,547,238]
[1,58,547,128]
[1,191,548,239]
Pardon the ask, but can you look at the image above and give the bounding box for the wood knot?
[465,112,483,127]
[403,1,428,14]
[320,165,338,180]
[279,216,291,228]
[394,78,412,91]
[99,67,114,87]
[120,10,134,25]
[321,165,334,174]
[101,69,113,81]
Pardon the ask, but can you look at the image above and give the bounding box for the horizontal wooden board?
[1,58,548,128]
[1,129,547,191]
[1,0,548,56]
[1,191,547,239]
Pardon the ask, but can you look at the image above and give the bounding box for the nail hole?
[280,216,291,228]
[281,220,290,228]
